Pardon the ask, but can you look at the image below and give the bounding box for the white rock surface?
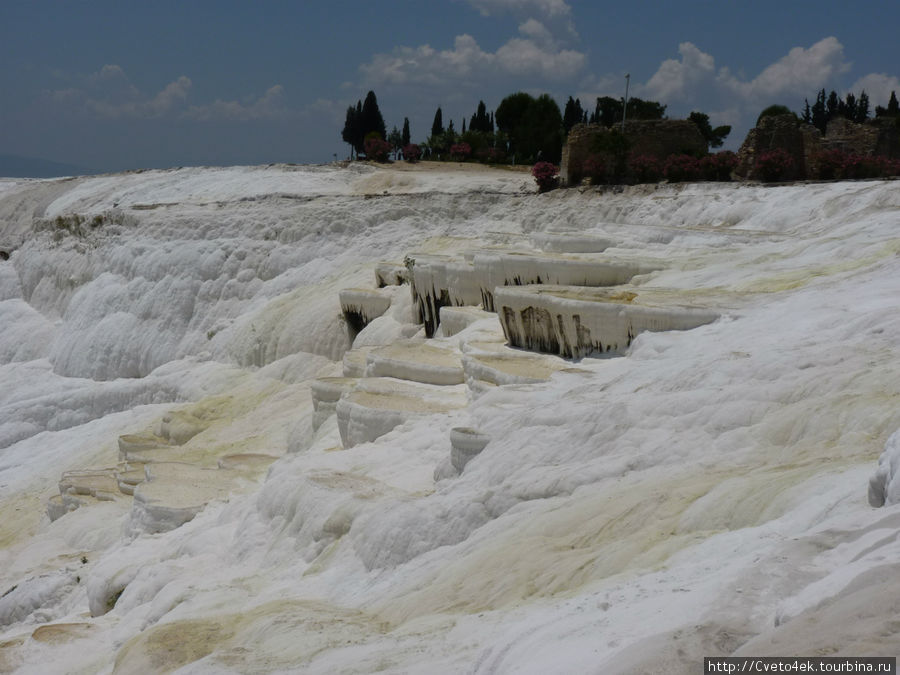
[4,166,900,673]
[496,284,721,358]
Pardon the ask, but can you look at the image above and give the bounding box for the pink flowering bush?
[449,142,472,161]
[755,148,795,182]
[531,161,559,192]
[477,147,505,164]
[403,143,421,162]
[663,154,702,182]
[627,153,662,184]
[364,137,392,162]
[700,151,738,181]
[581,154,606,184]
[815,149,900,180]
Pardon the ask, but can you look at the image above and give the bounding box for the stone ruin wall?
[734,114,900,181]
[560,120,707,186]
[561,115,899,185]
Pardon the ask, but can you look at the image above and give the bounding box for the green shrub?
[756,105,798,126]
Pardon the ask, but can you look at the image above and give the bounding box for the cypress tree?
[826,90,840,122]
[889,91,900,116]
[341,105,359,159]
[875,91,899,118]
[563,96,585,134]
[842,92,856,120]
[431,107,444,138]
[856,91,870,122]
[811,90,827,133]
[353,101,364,154]
[360,91,386,141]
[402,118,411,147]
[470,101,492,133]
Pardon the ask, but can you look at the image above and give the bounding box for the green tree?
[495,92,536,161]
[688,111,731,149]
[470,101,493,133]
[388,126,402,159]
[563,96,585,134]
[826,90,840,120]
[431,107,444,138]
[524,94,563,163]
[756,104,797,126]
[360,91,386,142]
[875,91,899,118]
[811,89,827,133]
[856,91,870,122]
[590,96,666,127]
[401,118,411,147]
[341,104,360,159]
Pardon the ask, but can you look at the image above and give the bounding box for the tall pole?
[622,73,630,132]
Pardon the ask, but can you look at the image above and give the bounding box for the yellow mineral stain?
[31,622,95,644]
[0,493,44,549]
[112,599,388,674]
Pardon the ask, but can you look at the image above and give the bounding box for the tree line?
[341,90,732,166]
[800,88,900,134]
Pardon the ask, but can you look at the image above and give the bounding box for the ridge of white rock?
[310,377,359,432]
[529,230,613,253]
[338,287,392,340]
[472,251,660,312]
[4,167,900,673]
[365,340,464,385]
[495,284,722,358]
[129,462,241,535]
[868,429,900,507]
[438,305,496,337]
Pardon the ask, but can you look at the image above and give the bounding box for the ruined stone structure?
[560,120,707,186]
[734,114,900,181]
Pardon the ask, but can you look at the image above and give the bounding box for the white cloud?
[641,37,852,107]
[47,65,192,119]
[721,36,850,100]
[45,65,285,122]
[518,18,556,48]
[643,42,716,103]
[360,31,585,88]
[849,73,900,107]
[466,0,571,18]
[185,85,286,122]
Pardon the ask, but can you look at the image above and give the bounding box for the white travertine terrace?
[529,230,614,253]
[339,287,393,343]
[374,262,408,287]
[495,285,721,358]
[407,254,483,337]
[335,378,467,448]
[407,247,662,335]
[47,469,124,521]
[8,166,900,673]
[310,377,359,431]
[461,350,569,389]
[129,462,240,535]
[473,252,659,312]
[365,340,464,385]
[438,305,495,337]
[342,346,376,377]
[449,427,490,473]
[339,287,392,336]
[869,429,900,507]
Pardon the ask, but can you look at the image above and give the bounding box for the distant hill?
[0,153,93,178]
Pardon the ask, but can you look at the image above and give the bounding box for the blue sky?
[2,0,898,172]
